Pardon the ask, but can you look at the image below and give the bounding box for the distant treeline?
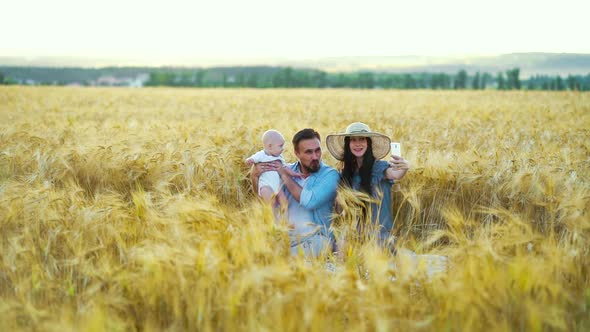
[144,67,590,90]
[1,66,589,90]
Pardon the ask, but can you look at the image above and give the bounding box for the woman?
[326,122,409,247]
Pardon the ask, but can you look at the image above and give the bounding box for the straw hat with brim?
[326,122,391,161]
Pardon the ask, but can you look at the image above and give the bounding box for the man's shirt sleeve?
[299,168,339,209]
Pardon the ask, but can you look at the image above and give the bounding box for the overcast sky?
[3,0,589,60]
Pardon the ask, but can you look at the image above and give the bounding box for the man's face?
[295,138,322,174]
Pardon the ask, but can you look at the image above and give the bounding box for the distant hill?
[1,53,589,78]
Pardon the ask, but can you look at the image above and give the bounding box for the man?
[251,128,339,257]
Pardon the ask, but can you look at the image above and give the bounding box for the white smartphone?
[390,142,401,157]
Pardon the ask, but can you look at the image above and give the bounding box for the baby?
[246,129,288,207]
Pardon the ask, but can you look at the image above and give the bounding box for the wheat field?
[0,86,589,331]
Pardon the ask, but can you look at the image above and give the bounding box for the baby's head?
[262,129,285,157]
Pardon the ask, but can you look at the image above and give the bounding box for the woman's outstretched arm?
[385,155,409,180]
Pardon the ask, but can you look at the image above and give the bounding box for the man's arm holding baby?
[250,161,301,195]
[250,160,282,194]
[277,166,304,202]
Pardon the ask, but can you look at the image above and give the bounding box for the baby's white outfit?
[248,150,286,195]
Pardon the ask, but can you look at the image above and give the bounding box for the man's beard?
[302,160,320,173]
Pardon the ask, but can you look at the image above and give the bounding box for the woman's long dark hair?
[340,136,375,195]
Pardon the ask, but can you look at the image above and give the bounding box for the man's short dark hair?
[292,128,321,152]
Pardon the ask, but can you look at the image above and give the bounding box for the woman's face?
[349,136,368,158]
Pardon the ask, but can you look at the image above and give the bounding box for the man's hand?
[251,160,281,178]
[250,160,284,194]
[279,165,302,178]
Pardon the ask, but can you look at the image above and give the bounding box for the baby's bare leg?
[277,190,288,209]
[259,186,274,202]
[274,190,291,225]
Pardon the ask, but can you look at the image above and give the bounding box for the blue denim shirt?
[352,160,395,240]
[284,161,339,237]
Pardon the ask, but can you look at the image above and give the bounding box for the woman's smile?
[350,137,368,158]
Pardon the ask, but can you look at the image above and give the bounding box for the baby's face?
[267,138,285,157]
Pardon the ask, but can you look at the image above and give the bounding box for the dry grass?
[0,86,589,331]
